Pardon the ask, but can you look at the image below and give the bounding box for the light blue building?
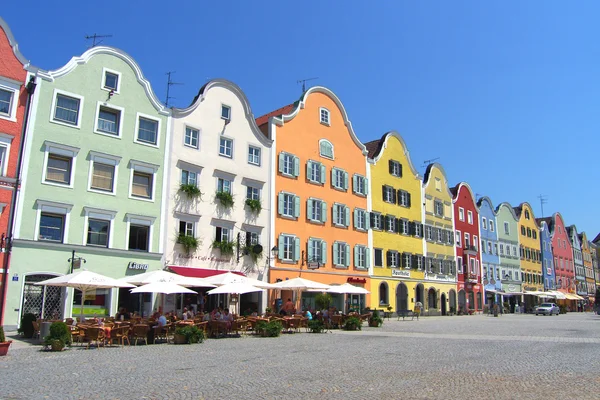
[478,197,501,305]
[537,219,556,290]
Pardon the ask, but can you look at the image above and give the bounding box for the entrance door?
[427,288,437,309]
[21,274,65,320]
[415,284,424,304]
[441,293,447,315]
[396,283,408,311]
[458,290,466,313]
[449,290,457,314]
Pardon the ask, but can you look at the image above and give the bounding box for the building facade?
[579,232,595,306]
[537,219,555,291]
[495,202,522,311]
[478,197,501,305]
[422,164,456,315]
[364,132,424,314]
[257,87,370,313]
[513,203,542,310]
[5,47,169,328]
[567,226,585,301]
[451,183,482,313]
[166,79,273,313]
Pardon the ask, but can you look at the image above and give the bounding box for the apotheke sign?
[392,270,411,278]
[128,262,149,271]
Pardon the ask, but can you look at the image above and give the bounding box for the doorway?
[441,293,447,315]
[21,274,65,320]
[449,289,457,314]
[396,283,408,311]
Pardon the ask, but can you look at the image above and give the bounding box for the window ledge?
[334,265,349,269]
[0,114,16,123]
[94,130,122,140]
[279,215,298,221]
[278,260,297,265]
[50,119,81,129]
[134,140,160,149]
[42,181,74,190]
[307,180,324,186]
[307,219,325,225]
[128,195,155,203]
[88,188,116,196]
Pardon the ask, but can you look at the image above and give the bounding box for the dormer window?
[319,107,330,125]
[319,139,334,159]
[525,210,530,220]
[101,68,121,94]
[221,105,231,121]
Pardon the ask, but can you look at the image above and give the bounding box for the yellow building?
[513,203,542,308]
[422,163,457,315]
[364,132,424,313]
[579,232,595,304]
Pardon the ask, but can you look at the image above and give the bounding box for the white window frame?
[319,107,330,126]
[50,89,84,129]
[181,169,198,186]
[384,186,394,203]
[331,167,346,190]
[481,217,487,229]
[246,186,260,201]
[221,104,231,121]
[35,200,73,243]
[93,101,125,138]
[0,133,13,177]
[280,234,297,261]
[457,256,463,274]
[248,145,261,166]
[467,210,473,224]
[87,151,121,196]
[455,230,462,247]
[42,141,80,189]
[219,137,234,158]
[355,245,368,269]
[0,78,20,122]
[179,220,195,237]
[503,221,509,234]
[353,174,367,196]
[125,213,155,252]
[459,207,465,221]
[334,241,349,267]
[319,139,334,159]
[83,207,117,248]
[128,160,159,202]
[281,193,296,218]
[101,67,122,94]
[134,112,161,147]
[217,177,232,194]
[307,198,325,223]
[184,125,200,149]
[489,220,494,232]
[354,208,367,231]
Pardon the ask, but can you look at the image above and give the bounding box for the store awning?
[524,291,555,298]
[546,291,567,300]
[168,266,245,278]
[564,293,585,300]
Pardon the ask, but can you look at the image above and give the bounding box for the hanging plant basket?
[177,235,199,254]
[212,240,235,256]
[215,191,234,208]
[179,184,202,199]
[243,245,262,263]
[245,199,261,214]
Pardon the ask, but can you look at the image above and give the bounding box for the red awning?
[168,266,245,278]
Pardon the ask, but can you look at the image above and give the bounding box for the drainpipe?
[0,76,37,325]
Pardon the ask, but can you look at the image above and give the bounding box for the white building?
[165,80,273,312]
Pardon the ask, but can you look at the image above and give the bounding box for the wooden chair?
[131,325,150,345]
[113,326,130,346]
[84,327,106,349]
[153,325,168,344]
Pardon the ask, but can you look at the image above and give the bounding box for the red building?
[538,213,575,295]
[451,183,483,312]
[0,17,32,324]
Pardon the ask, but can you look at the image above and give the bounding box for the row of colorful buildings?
[0,18,598,328]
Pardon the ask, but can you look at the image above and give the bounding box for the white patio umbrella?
[130,282,197,295]
[204,271,275,289]
[207,282,264,295]
[35,270,135,318]
[120,270,216,287]
[326,283,370,295]
[272,277,330,290]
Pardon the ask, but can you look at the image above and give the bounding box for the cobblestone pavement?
[1,313,599,400]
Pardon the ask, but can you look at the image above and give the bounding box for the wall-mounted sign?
[128,262,149,271]
[12,274,18,282]
[392,270,410,278]
[424,273,455,282]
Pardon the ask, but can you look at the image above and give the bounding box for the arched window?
[524,210,530,220]
[319,139,334,159]
[379,282,388,305]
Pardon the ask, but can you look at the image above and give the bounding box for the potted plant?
[215,191,234,208]
[18,313,37,338]
[0,327,12,356]
[43,321,72,352]
[212,239,235,256]
[243,244,262,263]
[179,183,202,199]
[256,320,282,337]
[245,198,261,214]
[343,316,362,331]
[369,310,383,327]
[177,234,199,254]
[307,319,325,333]
[315,293,332,311]
[174,326,204,344]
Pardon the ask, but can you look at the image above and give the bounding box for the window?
[527,227,531,238]
[103,72,119,91]
[354,209,368,231]
[385,215,396,233]
[504,222,510,234]
[457,256,463,274]
[425,225,433,240]
[459,208,465,222]
[184,127,199,148]
[132,171,152,198]
[248,146,261,165]
[53,92,81,126]
[416,256,423,270]
[0,88,13,117]
[434,200,444,217]
[512,246,517,257]
[414,223,423,237]
[90,162,115,192]
[525,210,530,220]
[87,219,109,247]
[467,211,473,224]
[319,139,334,159]
[398,190,411,207]
[219,138,233,157]
[355,245,369,268]
[307,198,326,223]
[532,230,537,240]
[333,203,350,227]
[96,106,121,135]
[473,235,478,250]
[455,231,462,247]
[215,226,231,243]
[464,233,470,248]
[179,221,194,237]
[278,234,299,261]
[279,152,300,177]
[136,116,159,145]
[332,242,350,267]
[481,239,486,253]
[0,145,7,176]
[493,243,498,255]
[488,241,492,253]
[389,160,402,177]
[278,192,300,218]
[352,174,368,196]
[221,105,231,121]
[386,250,399,268]
[521,226,526,235]
[129,225,149,251]
[383,185,395,203]
[374,249,383,267]
[319,108,330,125]
[307,160,325,184]
[481,217,487,229]
[39,213,65,242]
[379,282,388,305]
[435,178,441,191]
[400,219,410,235]
[181,170,197,186]
[489,221,494,232]
[499,244,504,255]
[371,212,382,230]
[307,238,327,264]
[217,178,231,194]
[331,168,348,190]
[246,186,260,201]
[46,154,72,185]
[402,253,412,269]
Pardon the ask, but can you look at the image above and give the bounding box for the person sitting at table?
[305,310,313,320]
[221,308,234,331]
[282,298,295,315]
[154,313,167,328]
[210,307,221,321]
[182,308,190,321]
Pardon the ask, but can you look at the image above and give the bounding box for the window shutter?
[384,216,390,231]
[215,227,222,242]
[307,239,314,261]
[407,192,412,207]
[331,168,336,185]
[399,163,403,177]
[411,255,418,269]
[364,212,370,230]
[321,201,327,222]
[321,241,327,264]
[395,218,401,234]
[278,193,284,215]
[278,153,285,173]
[307,199,313,220]
[333,243,339,265]
[392,188,397,204]
[354,245,359,267]
[278,235,284,259]
[352,175,357,193]
[293,237,300,261]
[306,161,312,180]
[344,171,349,190]
[365,248,371,268]
[320,164,326,184]
[382,185,386,201]
[246,231,251,246]
[353,209,358,229]
[388,160,394,174]
[364,178,369,195]
[408,221,415,235]
[401,253,407,268]
[386,251,392,267]
[345,244,351,267]
[294,196,301,217]
[293,156,300,177]
[370,212,375,228]
[345,206,350,227]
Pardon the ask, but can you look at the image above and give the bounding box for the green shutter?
[354,245,359,267]
[293,156,300,177]
[278,153,285,173]
[353,208,358,229]
[320,164,326,184]
[345,206,350,227]
[333,243,339,265]
[321,241,327,264]
[294,196,301,217]
[306,161,312,181]
[364,211,370,230]
[307,199,313,220]
[344,171,349,190]
[366,248,371,268]
[364,178,369,195]
[307,239,314,261]
[345,244,351,267]
[321,201,327,222]
[294,237,300,261]
[331,168,336,186]
[352,174,357,193]
[278,235,284,259]
[278,193,284,215]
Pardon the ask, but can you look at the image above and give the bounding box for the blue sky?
[2,1,598,237]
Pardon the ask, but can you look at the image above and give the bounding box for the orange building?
[257,87,370,313]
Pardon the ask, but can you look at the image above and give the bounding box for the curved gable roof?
[367,131,420,178]
[476,196,496,216]
[36,46,167,115]
[495,202,519,222]
[173,79,272,146]
[514,202,540,229]
[0,17,29,67]
[423,162,454,199]
[450,182,478,208]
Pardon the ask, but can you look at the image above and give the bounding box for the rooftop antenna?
[538,194,548,218]
[165,71,184,108]
[297,77,319,93]
[475,193,482,201]
[85,33,113,47]
[422,157,440,168]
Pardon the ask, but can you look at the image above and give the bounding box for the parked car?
[535,303,560,316]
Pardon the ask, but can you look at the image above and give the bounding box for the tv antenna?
[165,71,184,108]
[297,77,319,93]
[85,33,113,47]
[422,157,440,167]
[538,194,548,218]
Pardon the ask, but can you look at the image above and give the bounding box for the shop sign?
[128,262,149,271]
[506,284,519,292]
[425,273,455,282]
[392,269,410,278]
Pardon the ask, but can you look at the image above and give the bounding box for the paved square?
[1,313,599,399]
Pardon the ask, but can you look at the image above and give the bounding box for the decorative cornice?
[423,163,454,199]
[368,131,421,179]
[495,202,519,222]
[0,16,30,67]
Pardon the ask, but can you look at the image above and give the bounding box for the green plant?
[315,293,332,311]
[559,305,568,314]
[343,316,362,331]
[0,326,6,343]
[215,191,234,208]
[243,245,262,263]
[175,326,204,344]
[265,307,272,313]
[179,183,202,199]
[44,321,72,350]
[245,198,262,213]
[256,320,282,337]
[212,239,235,256]
[307,319,325,333]
[18,313,37,338]
[369,310,383,327]
[177,234,199,254]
